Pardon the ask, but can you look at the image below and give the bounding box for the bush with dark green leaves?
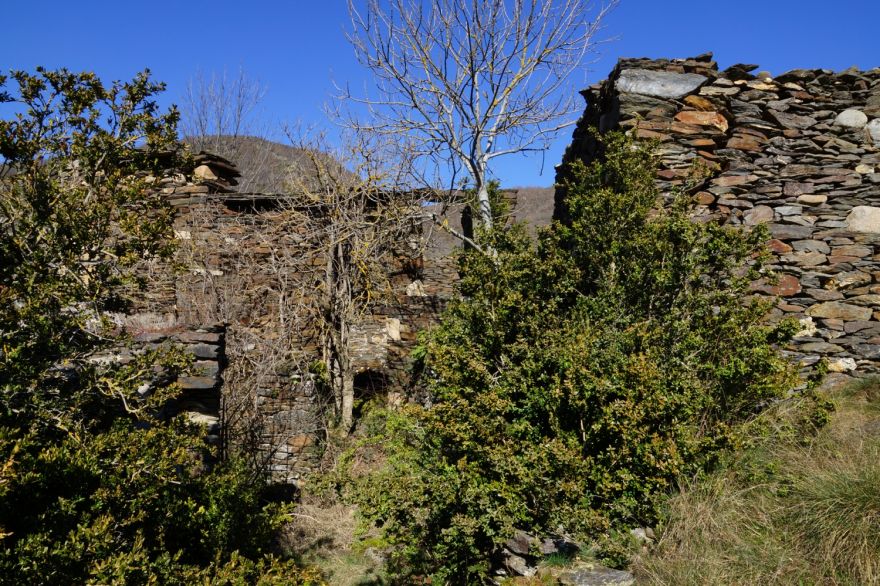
[0,69,321,584]
[332,132,799,583]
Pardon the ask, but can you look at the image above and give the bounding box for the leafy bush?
[0,69,321,584]
[332,132,798,583]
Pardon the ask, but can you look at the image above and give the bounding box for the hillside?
[183,134,343,194]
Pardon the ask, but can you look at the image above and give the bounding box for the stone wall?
[102,314,226,446]
[558,53,880,376]
[134,52,880,481]
[140,153,466,483]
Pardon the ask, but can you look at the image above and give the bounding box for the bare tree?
[180,68,289,193]
[282,127,423,433]
[343,0,617,231]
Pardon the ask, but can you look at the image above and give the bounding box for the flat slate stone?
[799,341,845,353]
[754,273,801,296]
[558,566,635,586]
[846,294,880,306]
[769,110,817,130]
[806,301,872,321]
[189,343,219,359]
[616,68,707,99]
[770,223,814,240]
[745,205,774,225]
[797,194,828,206]
[178,376,218,390]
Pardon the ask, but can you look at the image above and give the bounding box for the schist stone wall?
[558,53,880,377]
[99,315,226,446]
[138,154,460,483]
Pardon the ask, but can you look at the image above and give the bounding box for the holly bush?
[0,69,321,584]
[333,132,798,583]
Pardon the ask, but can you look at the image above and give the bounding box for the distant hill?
[182,135,346,194]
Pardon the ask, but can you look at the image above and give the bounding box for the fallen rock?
[503,551,536,577]
[558,564,635,586]
[505,529,537,556]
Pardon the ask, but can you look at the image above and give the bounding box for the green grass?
[633,377,880,585]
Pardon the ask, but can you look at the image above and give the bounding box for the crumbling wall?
[559,53,880,377]
[144,154,462,483]
[104,312,226,446]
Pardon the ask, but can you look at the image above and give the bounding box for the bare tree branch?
[342,0,617,232]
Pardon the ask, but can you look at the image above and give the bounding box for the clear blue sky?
[3,1,879,186]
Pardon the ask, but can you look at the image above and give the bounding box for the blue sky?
[3,1,879,186]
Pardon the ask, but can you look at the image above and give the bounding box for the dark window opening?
[352,369,390,421]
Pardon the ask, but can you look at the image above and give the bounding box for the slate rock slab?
[616,68,707,99]
[806,302,872,321]
[558,565,635,586]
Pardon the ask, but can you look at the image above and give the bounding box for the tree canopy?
[331,133,799,583]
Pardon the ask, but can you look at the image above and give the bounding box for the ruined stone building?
[131,53,880,483]
[560,53,880,380]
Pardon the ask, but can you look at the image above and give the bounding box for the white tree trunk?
[476,181,493,230]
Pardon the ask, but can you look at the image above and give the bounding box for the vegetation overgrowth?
[324,132,802,583]
[3,65,866,586]
[635,376,878,585]
[0,69,321,584]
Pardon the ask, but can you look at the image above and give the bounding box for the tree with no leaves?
[344,0,617,232]
[282,129,423,433]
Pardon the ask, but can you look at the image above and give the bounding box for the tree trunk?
[340,371,354,432]
[324,239,356,434]
[476,181,493,230]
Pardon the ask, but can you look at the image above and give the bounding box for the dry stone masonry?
[136,153,464,482]
[94,315,226,445]
[558,53,880,377]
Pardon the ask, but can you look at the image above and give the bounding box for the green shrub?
[0,69,321,585]
[331,131,798,583]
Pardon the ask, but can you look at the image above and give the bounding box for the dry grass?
[634,377,880,585]
[281,497,387,585]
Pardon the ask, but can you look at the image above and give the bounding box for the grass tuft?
[634,377,880,585]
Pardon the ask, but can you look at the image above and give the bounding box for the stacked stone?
[256,373,323,484]
[559,53,880,376]
[94,319,226,442]
[148,158,466,481]
[135,150,564,481]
